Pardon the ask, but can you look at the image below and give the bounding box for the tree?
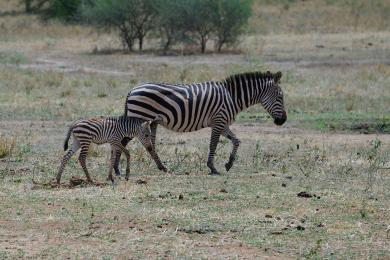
[20,0,49,13]
[156,0,187,52]
[183,0,218,53]
[82,0,157,51]
[213,0,252,52]
[48,0,82,21]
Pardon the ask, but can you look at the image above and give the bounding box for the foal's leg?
[57,139,80,184]
[222,127,240,172]
[78,141,93,183]
[108,146,118,183]
[150,123,158,149]
[111,141,131,181]
[113,137,132,176]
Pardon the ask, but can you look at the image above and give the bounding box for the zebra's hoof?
[159,166,168,172]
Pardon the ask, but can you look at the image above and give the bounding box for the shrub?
[20,0,49,13]
[213,0,252,52]
[182,0,218,53]
[82,0,157,51]
[45,0,83,21]
[156,0,188,52]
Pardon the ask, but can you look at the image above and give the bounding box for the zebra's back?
[126,82,232,132]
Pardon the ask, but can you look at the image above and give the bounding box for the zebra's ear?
[274,71,282,83]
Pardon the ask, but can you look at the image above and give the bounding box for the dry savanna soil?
[0,1,390,259]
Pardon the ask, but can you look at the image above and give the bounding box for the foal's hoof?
[209,170,221,175]
[225,162,233,172]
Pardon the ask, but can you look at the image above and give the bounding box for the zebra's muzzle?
[274,112,287,126]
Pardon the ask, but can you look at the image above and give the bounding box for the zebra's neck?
[223,76,264,113]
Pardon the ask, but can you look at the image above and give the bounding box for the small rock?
[136,179,147,185]
[297,191,314,198]
[220,188,228,193]
[265,214,273,218]
[281,183,286,187]
[296,225,305,231]
[178,194,184,200]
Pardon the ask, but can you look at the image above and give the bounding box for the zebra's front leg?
[145,146,167,172]
[222,127,240,172]
[207,127,223,175]
[113,137,132,176]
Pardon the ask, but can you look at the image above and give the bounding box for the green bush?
[81,0,252,53]
[213,0,252,52]
[46,0,83,21]
[157,0,252,53]
[156,0,188,52]
[82,0,157,51]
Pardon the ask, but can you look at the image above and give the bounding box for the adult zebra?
[122,71,287,175]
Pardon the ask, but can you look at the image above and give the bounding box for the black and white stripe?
[57,115,166,184]
[124,71,287,175]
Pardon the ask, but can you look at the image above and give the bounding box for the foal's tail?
[63,126,73,151]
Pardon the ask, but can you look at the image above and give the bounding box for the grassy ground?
[1,1,390,259]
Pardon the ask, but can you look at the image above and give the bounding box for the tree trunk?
[138,36,143,51]
[200,36,207,53]
[163,37,171,54]
[217,40,224,52]
[25,0,32,13]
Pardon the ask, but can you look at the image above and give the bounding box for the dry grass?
[0,136,15,158]
[0,122,389,259]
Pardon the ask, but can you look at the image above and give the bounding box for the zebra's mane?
[223,71,280,85]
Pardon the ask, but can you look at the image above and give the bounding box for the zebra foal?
[57,115,166,185]
[124,71,287,175]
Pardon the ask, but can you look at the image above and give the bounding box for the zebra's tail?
[63,126,73,151]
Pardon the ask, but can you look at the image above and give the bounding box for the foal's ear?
[274,71,282,83]
[151,115,164,125]
[141,121,151,128]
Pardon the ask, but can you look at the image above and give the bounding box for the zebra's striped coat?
[124,71,287,174]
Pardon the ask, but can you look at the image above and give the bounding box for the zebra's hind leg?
[78,143,93,183]
[113,137,132,176]
[222,127,240,172]
[57,139,80,184]
[207,126,224,175]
